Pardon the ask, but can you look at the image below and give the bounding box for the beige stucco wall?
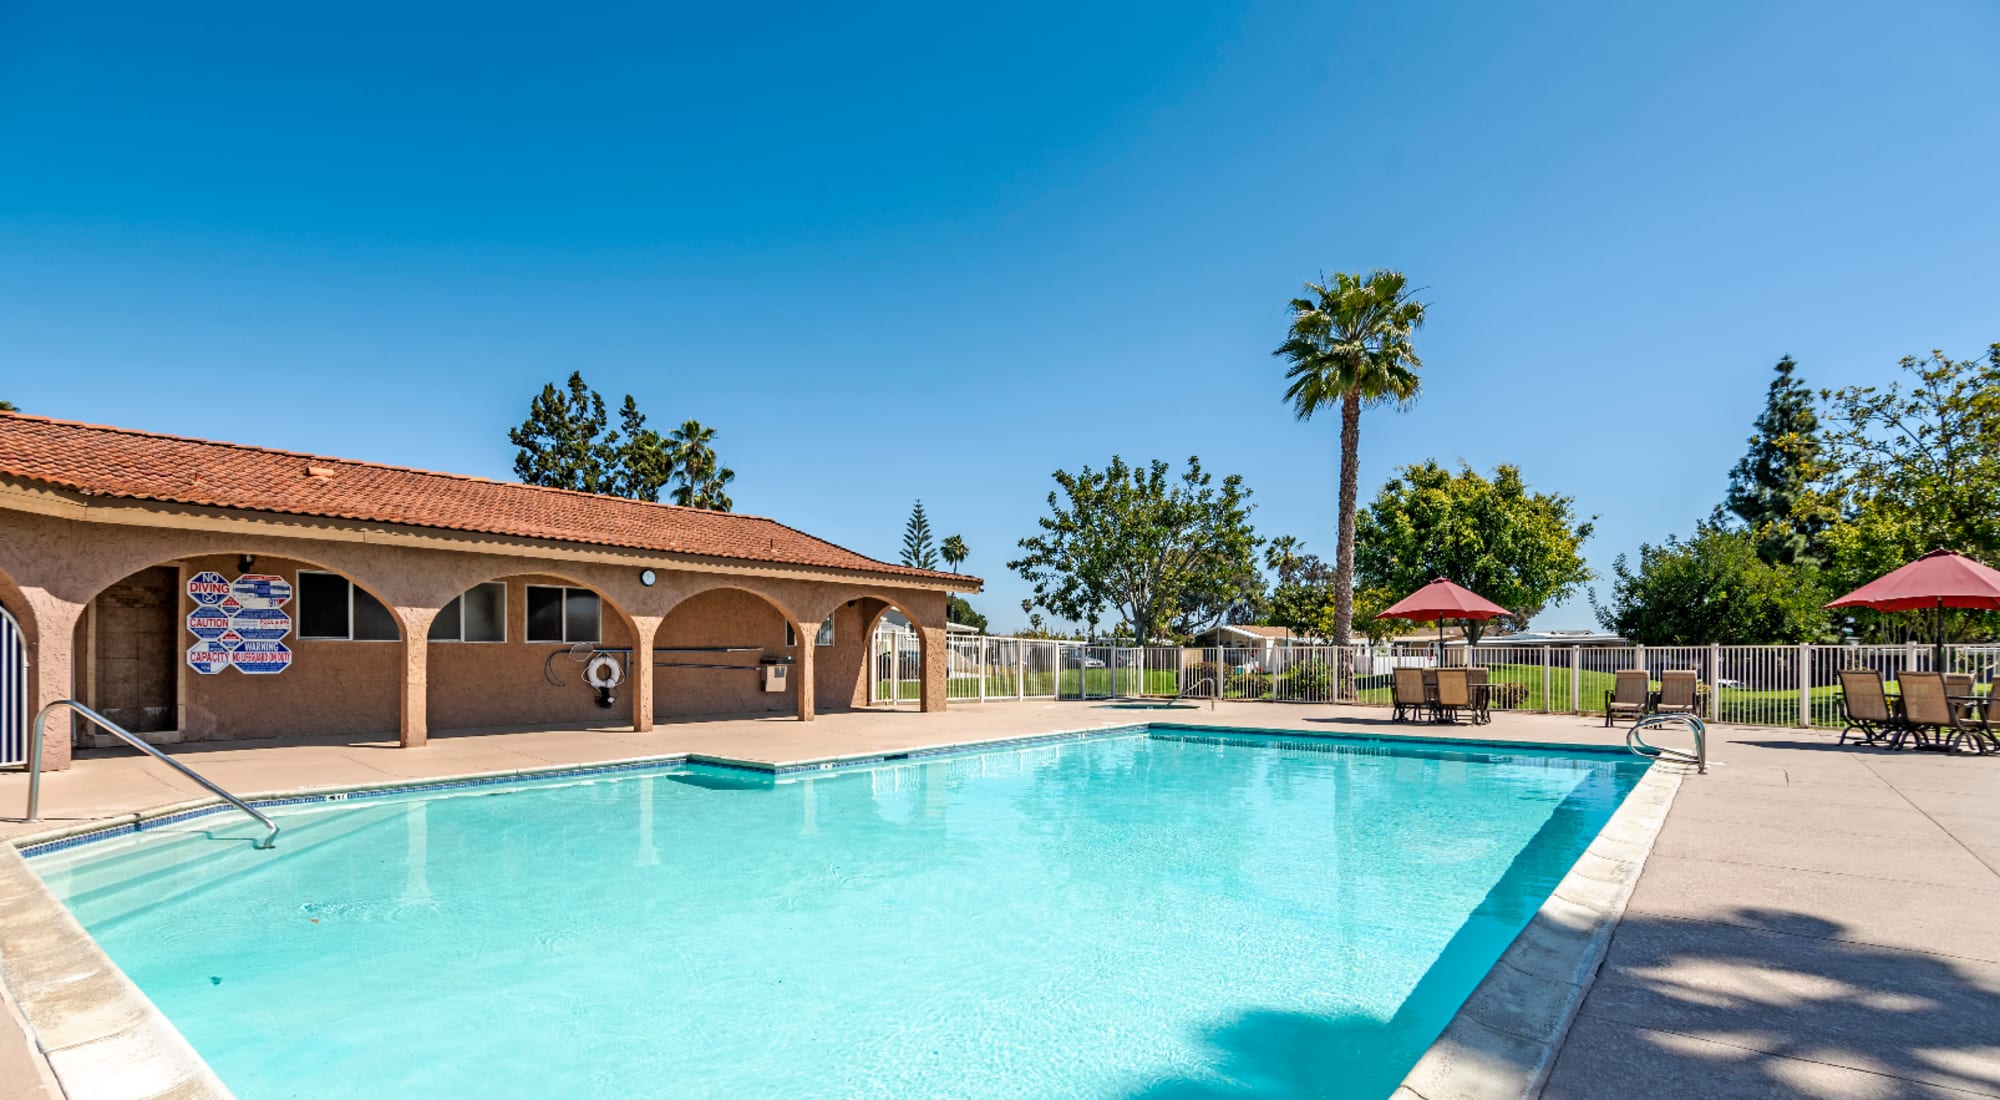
[0,492,968,769]
[653,587,792,719]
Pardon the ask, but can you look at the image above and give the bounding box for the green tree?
[940,534,969,572]
[947,594,988,632]
[1354,461,1594,643]
[668,420,735,511]
[0,400,17,412]
[1274,270,1426,645]
[1725,356,1834,565]
[900,500,940,570]
[1009,455,1261,642]
[1818,345,2000,641]
[510,372,619,494]
[610,395,677,502]
[1593,520,1830,644]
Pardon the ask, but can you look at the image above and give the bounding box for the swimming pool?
[29,726,1649,1099]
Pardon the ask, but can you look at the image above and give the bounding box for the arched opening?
[851,598,932,710]
[0,564,33,769]
[426,572,638,733]
[652,586,801,720]
[71,552,406,747]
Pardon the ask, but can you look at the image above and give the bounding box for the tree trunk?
[1333,390,1362,646]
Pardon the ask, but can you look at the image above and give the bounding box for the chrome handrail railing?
[1178,677,1218,710]
[25,700,280,849]
[1627,713,1707,775]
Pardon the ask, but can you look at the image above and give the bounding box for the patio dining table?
[1418,669,1494,725]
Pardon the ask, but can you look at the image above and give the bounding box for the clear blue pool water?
[32,726,1648,1099]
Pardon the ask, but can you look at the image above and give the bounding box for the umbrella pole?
[1937,598,1947,672]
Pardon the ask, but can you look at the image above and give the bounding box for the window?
[428,582,507,642]
[526,585,600,643]
[297,571,399,641]
[786,615,836,648]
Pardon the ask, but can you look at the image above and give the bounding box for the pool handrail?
[24,699,281,849]
[1626,713,1707,774]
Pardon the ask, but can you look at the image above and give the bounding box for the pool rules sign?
[186,571,294,675]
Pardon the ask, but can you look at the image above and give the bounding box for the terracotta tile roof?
[0,413,975,586]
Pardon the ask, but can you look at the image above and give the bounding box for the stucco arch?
[650,584,802,721]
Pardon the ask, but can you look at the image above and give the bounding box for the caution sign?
[187,606,233,642]
[231,641,293,675]
[186,640,234,675]
[230,574,293,610]
[188,571,231,606]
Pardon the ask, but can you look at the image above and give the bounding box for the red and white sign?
[186,640,233,675]
[230,574,293,611]
[230,641,293,675]
[187,607,233,641]
[187,571,231,606]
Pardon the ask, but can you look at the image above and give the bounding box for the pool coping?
[0,721,1678,1100]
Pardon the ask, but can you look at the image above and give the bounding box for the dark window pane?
[429,596,462,642]
[785,622,798,647]
[565,589,601,643]
[462,583,506,642]
[352,586,399,641]
[527,586,565,642]
[298,572,350,639]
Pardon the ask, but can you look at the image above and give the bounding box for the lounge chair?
[1836,668,1902,746]
[1897,672,1959,751]
[1655,670,1700,718]
[1392,667,1429,723]
[1432,668,1472,725]
[1603,669,1650,727]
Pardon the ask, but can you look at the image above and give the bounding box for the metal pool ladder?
[24,700,281,849]
[1626,713,1707,775]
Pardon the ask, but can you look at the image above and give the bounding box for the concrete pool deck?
[3,702,1998,1098]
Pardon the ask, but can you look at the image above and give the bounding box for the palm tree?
[941,534,969,572]
[1273,270,1425,644]
[668,420,736,511]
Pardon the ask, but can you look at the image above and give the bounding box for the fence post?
[1798,642,1812,728]
[1017,645,1025,701]
[979,641,988,704]
[1541,647,1551,713]
[1571,646,1582,716]
[1708,643,1721,721]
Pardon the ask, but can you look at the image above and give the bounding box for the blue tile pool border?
[16,720,1644,859]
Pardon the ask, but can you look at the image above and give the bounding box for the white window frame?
[297,570,400,642]
[786,615,836,648]
[525,584,601,644]
[429,582,509,644]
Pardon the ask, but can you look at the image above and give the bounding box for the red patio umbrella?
[1825,549,2000,666]
[1376,578,1512,652]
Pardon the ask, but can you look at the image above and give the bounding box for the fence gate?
[870,628,922,707]
[0,605,25,768]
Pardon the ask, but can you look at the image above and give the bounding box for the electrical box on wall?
[762,663,789,693]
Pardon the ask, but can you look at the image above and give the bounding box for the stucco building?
[0,414,978,771]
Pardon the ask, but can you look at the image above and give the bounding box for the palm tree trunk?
[1334,389,1362,646]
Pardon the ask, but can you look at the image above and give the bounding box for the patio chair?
[1432,668,1472,724]
[1897,672,1960,751]
[1466,667,1491,724]
[1836,668,1902,746]
[1603,669,1650,727]
[1655,670,1700,717]
[1391,667,1429,723]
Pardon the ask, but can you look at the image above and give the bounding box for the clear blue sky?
[3,2,1996,632]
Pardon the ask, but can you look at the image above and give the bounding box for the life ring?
[584,653,624,690]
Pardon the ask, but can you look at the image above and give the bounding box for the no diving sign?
[186,571,297,674]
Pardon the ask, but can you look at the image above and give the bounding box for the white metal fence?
[935,635,2000,729]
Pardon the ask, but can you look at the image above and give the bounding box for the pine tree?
[611,396,676,502]
[509,372,618,494]
[1725,356,1832,565]
[901,501,939,570]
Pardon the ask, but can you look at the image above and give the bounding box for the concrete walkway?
[4,702,1998,1098]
